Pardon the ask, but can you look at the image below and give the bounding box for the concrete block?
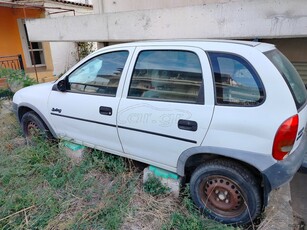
[60,141,86,163]
[143,167,181,198]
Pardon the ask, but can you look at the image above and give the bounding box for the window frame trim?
[17,19,46,67]
[65,50,130,97]
[207,51,266,107]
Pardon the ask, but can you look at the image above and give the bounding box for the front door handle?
[99,106,112,116]
[178,119,198,131]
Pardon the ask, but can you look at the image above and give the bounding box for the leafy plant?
[0,88,13,98]
[0,68,36,92]
[77,42,94,60]
[143,175,171,196]
[86,149,127,175]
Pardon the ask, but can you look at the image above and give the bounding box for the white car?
[13,40,307,225]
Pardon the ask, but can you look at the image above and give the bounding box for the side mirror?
[57,80,67,92]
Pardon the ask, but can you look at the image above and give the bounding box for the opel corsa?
[13,40,307,225]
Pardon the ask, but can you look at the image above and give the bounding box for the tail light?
[272,114,299,160]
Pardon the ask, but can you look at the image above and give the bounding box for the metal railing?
[0,54,24,70]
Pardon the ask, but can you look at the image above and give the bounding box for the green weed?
[0,68,36,88]
[0,89,13,98]
[143,175,171,196]
[86,149,128,175]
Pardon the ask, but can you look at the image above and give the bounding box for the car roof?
[93,39,275,55]
[125,39,261,47]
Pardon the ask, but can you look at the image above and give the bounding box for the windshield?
[265,49,307,110]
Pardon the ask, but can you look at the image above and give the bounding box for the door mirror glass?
[57,80,67,92]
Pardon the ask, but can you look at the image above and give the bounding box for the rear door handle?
[178,119,198,131]
[99,106,112,116]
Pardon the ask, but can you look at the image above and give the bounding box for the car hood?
[13,82,55,108]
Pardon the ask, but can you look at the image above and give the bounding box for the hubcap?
[199,176,245,218]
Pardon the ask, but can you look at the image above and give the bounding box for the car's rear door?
[48,47,134,153]
[117,46,214,171]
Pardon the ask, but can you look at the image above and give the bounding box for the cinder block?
[60,141,86,162]
[143,166,181,198]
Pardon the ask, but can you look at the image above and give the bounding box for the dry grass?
[121,181,178,230]
[0,99,240,230]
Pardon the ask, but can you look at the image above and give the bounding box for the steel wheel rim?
[26,121,40,137]
[199,175,246,218]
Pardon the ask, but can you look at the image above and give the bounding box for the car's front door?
[117,46,215,172]
[48,47,134,153]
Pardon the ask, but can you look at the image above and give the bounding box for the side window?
[128,50,203,104]
[68,51,129,96]
[208,52,264,106]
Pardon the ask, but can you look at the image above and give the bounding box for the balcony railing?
[0,54,24,70]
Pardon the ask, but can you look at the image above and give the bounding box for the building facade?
[0,0,93,82]
[0,2,53,82]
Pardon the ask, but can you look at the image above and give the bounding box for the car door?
[117,46,215,171]
[48,47,134,153]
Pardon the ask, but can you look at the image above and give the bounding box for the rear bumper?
[262,132,307,191]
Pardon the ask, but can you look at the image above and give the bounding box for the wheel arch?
[177,146,272,207]
[17,103,57,138]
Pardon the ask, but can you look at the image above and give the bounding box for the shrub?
[0,68,36,92]
[86,149,127,175]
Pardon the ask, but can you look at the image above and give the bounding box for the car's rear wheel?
[21,111,51,144]
[190,159,262,225]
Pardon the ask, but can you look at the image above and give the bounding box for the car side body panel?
[12,40,307,210]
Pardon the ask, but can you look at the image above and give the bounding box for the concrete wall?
[94,0,222,13]
[27,0,307,42]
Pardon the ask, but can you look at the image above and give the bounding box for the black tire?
[21,111,52,143]
[190,159,262,225]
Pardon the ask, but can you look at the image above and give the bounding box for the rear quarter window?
[265,49,307,110]
[208,52,265,106]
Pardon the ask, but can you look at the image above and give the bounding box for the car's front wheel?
[21,111,51,144]
[189,159,262,225]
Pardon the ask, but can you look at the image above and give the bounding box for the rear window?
[265,49,307,110]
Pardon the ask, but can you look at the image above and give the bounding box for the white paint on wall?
[49,42,78,76]
[27,0,307,42]
[43,1,94,75]
[100,0,235,13]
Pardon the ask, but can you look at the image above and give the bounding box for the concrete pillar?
[290,172,307,224]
